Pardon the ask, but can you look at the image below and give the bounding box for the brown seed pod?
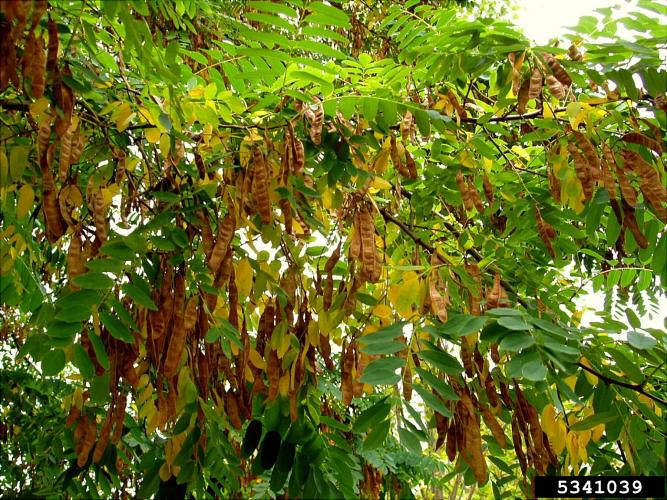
[405,148,418,179]
[429,253,449,322]
[24,30,46,99]
[490,343,500,364]
[484,375,501,408]
[278,198,293,234]
[621,149,666,222]
[613,159,638,206]
[293,137,305,174]
[69,134,86,165]
[183,296,198,332]
[542,53,572,87]
[446,418,458,461]
[568,143,593,201]
[528,67,543,100]
[67,232,84,283]
[251,145,272,225]
[111,394,127,444]
[42,171,64,243]
[341,341,354,405]
[58,127,73,182]
[349,212,362,261]
[267,350,280,400]
[208,212,235,273]
[225,390,243,429]
[535,207,556,259]
[37,116,52,168]
[92,189,107,244]
[568,44,583,61]
[621,132,663,155]
[481,406,506,448]
[77,417,97,467]
[447,90,467,119]
[517,78,530,115]
[622,201,649,249]
[358,206,380,283]
[435,412,448,450]
[92,410,113,463]
[460,338,474,377]
[400,111,414,142]
[511,415,528,474]
[467,178,485,212]
[573,131,601,181]
[482,172,494,204]
[308,97,324,145]
[545,75,565,100]
[456,170,475,211]
[465,263,482,316]
[164,274,186,379]
[196,210,214,258]
[600,144,618,200]
[402,364,412,401]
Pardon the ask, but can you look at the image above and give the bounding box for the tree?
[0,0,665,498]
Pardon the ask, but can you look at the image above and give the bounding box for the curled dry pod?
[573,131,601,181]
[208,211,235,273]
[447,90,467,119]
[567,143,593,201]
[67,232,84,283]
[545,75,565,100]
[542,53,572,87]
[460,338,474,377]
[92,410,113,463]
[46,18,59,75]
[38,116,52,168]
[319,333,335,370]
[528,67,542,100]
[292,137,305,174]
[467,178,485,212]
[92,189,107,244]
[402,364,412,401]
[456,170,474,211]
[111,394,127,444]
[59,126,73,182]
[621,132,663,155]
[77,417,97,467]
[251,145,272,225]
[482,172,494,204]
[621,149,667,222]
[429,253,449,322]
[24,31,46,99]
[481,406,506,448]
[42,172,64,243]
[400,111,413,142]
[405,149,418,179]
[568,44,583,61]
[278,198,293,234]
[308,97,324,145]
[69,134,86,165]
[535,207,556,259]
[267,350,280,401]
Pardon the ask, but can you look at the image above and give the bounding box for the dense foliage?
[1,0,665,498]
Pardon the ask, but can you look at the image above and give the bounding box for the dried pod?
[341,342,354,405]
[349,212,362,260]
[481,406,506,448]
[447,90,467,119]
[460,338,474,377]
[183,296,198,332]
[429,253,449,322]
[278,198,293,234]
[572,131,601,181]
[225,390,243,429]
[621,132,663,155]
[24,31,46,98]
[600,145,618,200]
[92,189,107,244]
[358,206,380,283]
[293,137,305,174]
[77,417,97,467]
[622,201,649,249]
[405,149,418,179]
[568,143,593,201]
[528,67,542,99]
[542,53,572,87]
[59,127,73,182]
[111,394,127,444]
[511,415,528,474]
[267,350,280,400]
[446,419,458,461]
[568,44,583,61]
[482,172,494,204]
[400,111,414,141]
[208,212,235,273]
[308,97,324,145]
[402,364,412,401]
[535,207,556,258]
[621,149,666,222]
[67,232,85,283]
[467,178,485,212]
[164,277,187,379]
[517,78,530,115]
[435,412,448,450]
[613,160,638,206]
[251,146,272,224]
[486,273,508,310]
[92,410,113,463]
[490,343,500,364]
[545,75,565,100]
[484,375,501,408]
[456,170,474,211]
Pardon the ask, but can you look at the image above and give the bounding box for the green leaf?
[438,314,488,337]
[398,426,422,454]
[522,359,547,381]
[413,384,452,418]
[99,311,134,343]
[40,349,66,376]
[362,418,390,451]
[359,358,404,385]
[72,344,95,379]
[88,331,109,370]
[627,330,657,350]
[359,340,406,355]
[352,401,392,434]
[415,367,459,401]
[55,290,100,322]
[499,332,535,352]
[497,316,532,331]
[418,345,464,375]
[73,272,114,290]
[122,283,158,311]
[46,321,80,340]
[569,412,617,431]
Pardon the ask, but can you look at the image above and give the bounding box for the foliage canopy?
[0,0,666,498]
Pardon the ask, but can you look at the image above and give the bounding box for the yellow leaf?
[113,102,135,132]
[159,461,172,481]
[236,258,254,299]
[388,271,420,319]
[16,185,34,219]
[370,177,392,190]
[278,373,290,396]
[373,148,390,173]
[564,374,577,391]
[372,304,392,319]
[145,128,161,144]
[248,348,266,370]
[579,357,598,385]
[244,364,255,383]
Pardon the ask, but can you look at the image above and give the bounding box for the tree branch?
[576,362,667,407]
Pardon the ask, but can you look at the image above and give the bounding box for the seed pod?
[405,149,417,179]
[484,375,501,408]
[482,172,494,204]
[111,394,127,444]
[92,189,107,245]
[67,232,84,283]
[292,137,305,174]
[164,273,186,379]
[341,341,354,405]
[400,111,414,142]
[573,131,601,181]
[183,296,198,332]
[517,78,530,115]
[349,212,362,260]
[467,178,485,212]
[278,198,293,234]
[542,53,572,87]
[24,31,46,98]
[545,75,565,100]
[92,410,113,463]
[429,254,449,322]
[460,338,474,377]
[390,134,408,177]
[77,417,97,467]
[465,263,482,316]
[446,419,458,461]
[42,171,64,243]
[69,134,86,165]
[490,343,500,364]
[402,364,413,401]
[46,18,59,75]
[568,143,593,201]
[435,412,448,450]
[528,67,542,99]
[481,406,506,448]
[621,149,666,222]
[568,44,583,61]
[535,207,556,259]
[622,201,649,249]
[600,145,618,200]
[251,146,272,225]
[208,212,235,273]
[267,350,280,401]
[58,127,73,182]
[621,132,663,155]
[225,390,243,429]
[352,349,366,398]
[511,415,528,474]
[308,97,324,145]
[358,206,380,283]
[38,116,52,167]
[456,170,474,211]
[613,160,638,206]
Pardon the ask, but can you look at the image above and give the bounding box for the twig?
[576,362,667,407]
